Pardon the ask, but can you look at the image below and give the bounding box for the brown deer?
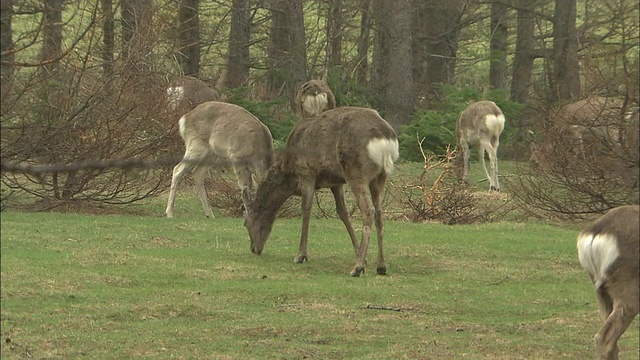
[455,100,505,191]
[166,76,221,114]
[296,79,336,118]
[165,102,274,218]
[244,107,399,277]
[577,205,639,360]
[529,96,629,167]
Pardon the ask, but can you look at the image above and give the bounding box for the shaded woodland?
[1,0,638,219]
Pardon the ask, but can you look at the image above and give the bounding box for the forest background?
[0,0,638,219]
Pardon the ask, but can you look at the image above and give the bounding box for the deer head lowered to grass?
[244,107,399,277]
[165,101,274,218]
[455,100,506,191]
[577,205,639,360]
[296,79,336,118]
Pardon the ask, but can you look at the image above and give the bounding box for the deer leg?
[370,174,387,275]
[349,182,374,277]
[232,163,253,214]
[192,165,214,218]
[460,139,470,184]
[166,160,194,218]
[330,186,360,256]
[486,139,500,191]
[295,184,315,264]
[594,304,637,360]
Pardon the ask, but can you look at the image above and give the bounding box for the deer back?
[281,107,397,186]
[179,101,273,169]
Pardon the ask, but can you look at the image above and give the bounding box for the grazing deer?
[577,205,639,360]
[165,101,274,218]
[455,100,505,191]
[296,79,336,118]
[166,76,221,114]
[529,96,630,167]
[244,107,399,277]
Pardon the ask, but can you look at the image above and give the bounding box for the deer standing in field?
[166,76,221,114]
[244,107,399,277]
[165,102,274,218]
[296,79,336,118]
[455,100,505,191]
[577,205,639,360]
[529,96,630,167]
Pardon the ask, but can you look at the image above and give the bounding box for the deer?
[166,76,221,114]
[577,205,639,360]
[165,101,274,219]
[296,79,336,118]
[529,96,631,168]
[243,107,399,277]
[455,100,505,191]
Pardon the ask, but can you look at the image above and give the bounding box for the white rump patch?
[577,232,620,288]
[178,114,188,136]
[484,113,505,135]
[367,138,400,174]
[302,93,328,117]
[167,86,185,111]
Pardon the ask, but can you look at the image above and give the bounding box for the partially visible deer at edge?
[296,79,336,118]
[577,205,639,360]
[244,107,399,277]
[166,101,274,218]
[529,96,634,167]
[166,76,221,114]
[455,100,505,191]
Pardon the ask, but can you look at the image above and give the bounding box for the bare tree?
[356,0,371,86]
[551,0,580,101]
[510,0,538,103]
[101,0,115,90]
[40,0,63,80]
[327,0,343,68]
[1,0,14,84]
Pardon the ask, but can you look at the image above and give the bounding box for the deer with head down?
[165,101,274,218]
[577,205,639,360]
[529,96,630,167]
[244,107,399,277]
[166,76,221,114]
[456,100,506,191]
[296,79,336,118]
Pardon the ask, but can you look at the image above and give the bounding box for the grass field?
[2,208,638,359]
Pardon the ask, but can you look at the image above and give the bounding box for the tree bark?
[356,0,371,86]
[177,0,200,78]
[510,0,536,103]
[489,0,508,90]
[102,0,115,90]
[327,0,343,69]
[267,0,308,109]
[225,0,251,88]
[40,0,63,79]
[551,0,580,101]
[1,0,14,83]
[121,0,153,72]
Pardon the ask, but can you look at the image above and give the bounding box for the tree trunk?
[102,0,115,91]
[510,0,536,103]
[225,0,251,88]
[551,0,580,101]
[177,0,200,78]
[121,0,153,72]
[489,0,508,90]
[1,0,14,83]
[413,0,463,101]
[327,0,342,69]
[40,0,63,79]
[267,0,308,110]
[373,0,414,130]
[356,0,371,86]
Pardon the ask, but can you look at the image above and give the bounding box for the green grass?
[2,211,638,359]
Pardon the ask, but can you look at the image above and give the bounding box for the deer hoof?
[350,266,365,277]
[376,266,387,275]
[294,255,307,263]
[490,186,500,192]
